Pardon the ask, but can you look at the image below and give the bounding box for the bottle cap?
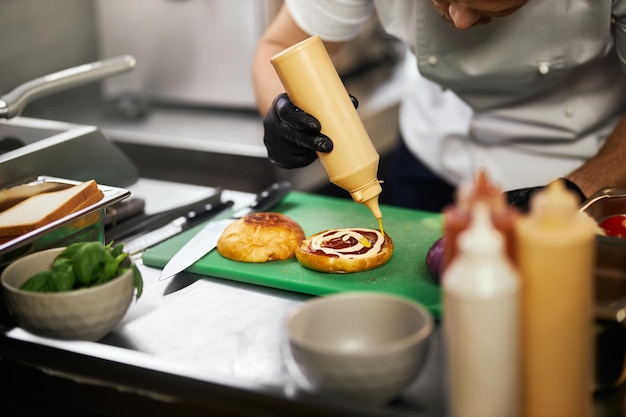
[350,179,383,218]
[455,169,503,211]
[459,203,503,256]
[529,179,578,224]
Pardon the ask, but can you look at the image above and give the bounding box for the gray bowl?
[284,292,434,406]
[1,247,134,341]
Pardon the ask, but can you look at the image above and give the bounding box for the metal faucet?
[0,55,135,119]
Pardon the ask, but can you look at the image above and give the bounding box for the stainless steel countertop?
[1,178,446,417]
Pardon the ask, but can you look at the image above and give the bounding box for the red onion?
[425,236,446,283]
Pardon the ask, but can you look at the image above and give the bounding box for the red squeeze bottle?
[442,170,518,273]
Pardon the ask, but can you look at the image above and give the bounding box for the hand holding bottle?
[263,92,359,169]
[263,93,332,169]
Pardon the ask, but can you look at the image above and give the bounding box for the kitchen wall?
[1,0,403,196]
[95,0,283,109]
[0,0,98,94]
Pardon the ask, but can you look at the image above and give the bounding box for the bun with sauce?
[296,228,393,273]
[0,180,104,242]
[217,212,305,263]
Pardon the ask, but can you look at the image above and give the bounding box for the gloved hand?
[262,93,358,169]
[505,178,586,213]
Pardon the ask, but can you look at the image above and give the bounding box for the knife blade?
[122,200,235,255]
[159,180,292,280]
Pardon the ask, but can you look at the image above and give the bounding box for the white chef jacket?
[284,0,626,190]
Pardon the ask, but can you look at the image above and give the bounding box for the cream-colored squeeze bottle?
[515,180,597,417]
[444,203,520,417]
[271,35,383,227]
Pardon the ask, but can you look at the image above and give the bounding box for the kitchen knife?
[159,181,292,280]
[122,199,235,255]
[106,189,225,244]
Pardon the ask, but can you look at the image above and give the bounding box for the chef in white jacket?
[253,0,626,212]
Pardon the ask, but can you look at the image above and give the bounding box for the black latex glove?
[505,178,586,213]
[262,93,358,169]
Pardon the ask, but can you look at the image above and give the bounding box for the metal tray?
[581,187,626,273]
[580,188,626,326]
[0,176,131,266]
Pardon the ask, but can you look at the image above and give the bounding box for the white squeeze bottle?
[443,203,520,417]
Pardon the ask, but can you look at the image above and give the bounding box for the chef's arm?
[565,112,626,197]
[252,4,346,116]
[508,111,626,211]
[572,9,626,195]
[510,14,626,206]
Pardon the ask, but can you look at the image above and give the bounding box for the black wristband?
[561,178,586,204]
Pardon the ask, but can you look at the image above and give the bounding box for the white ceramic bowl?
[285,292,434,406]
[1,247,134,341]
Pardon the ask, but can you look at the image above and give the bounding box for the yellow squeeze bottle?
[515,180,597,417]
[271,36,383,229]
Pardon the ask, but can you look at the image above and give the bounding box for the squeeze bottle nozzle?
[270,36,383,223]
[529,179,578,225]
[458,203,503,257]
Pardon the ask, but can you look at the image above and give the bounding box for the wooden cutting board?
[142,191,444,317]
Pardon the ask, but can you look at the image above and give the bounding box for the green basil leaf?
[73,242,107,285]
[20,271,52,292]
[132,264,143,299]
[110,243,125,258]
[20,242,142,295]
[58,242,85,261]
[50,265,76,292]
[52,256,72,271]
[99,251,119,283]
[92,268,107,286]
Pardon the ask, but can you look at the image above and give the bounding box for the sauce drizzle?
[306,228,385,258]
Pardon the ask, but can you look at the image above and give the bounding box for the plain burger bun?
[296,228,393,273]
[217,212,305,263]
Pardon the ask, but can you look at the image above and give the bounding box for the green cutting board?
[142,191,444,317]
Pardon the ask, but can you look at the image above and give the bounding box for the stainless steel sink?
[0,117,138,188]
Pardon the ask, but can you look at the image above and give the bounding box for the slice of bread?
[0,180,104,238]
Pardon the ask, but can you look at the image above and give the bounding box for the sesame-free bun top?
[296,228,393,273]
[216,212,305,263]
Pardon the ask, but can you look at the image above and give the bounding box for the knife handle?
[104,198,146,228]
[106,189,224,244]
[232,181,292,218]
[184,200,234,230]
